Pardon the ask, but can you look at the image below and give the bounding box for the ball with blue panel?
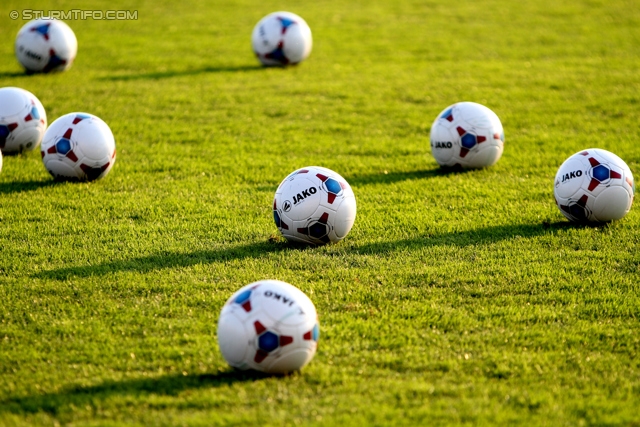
[217,280,321,374]
[274,166,356,245]
[251,11,313,66]
[40,112,116,181]
[429,102,505,169]
[0,87,47,153]
[15,18,78,74]
[554,148,634,222]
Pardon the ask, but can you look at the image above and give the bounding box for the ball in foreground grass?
[273,166,357,245]
[15,18,77,73]
[554,148,634,222]
[430,102,505,169]
[41,113,116,181]
[0,87,47,154]
[218,280,319,374]
[251,11,312,66]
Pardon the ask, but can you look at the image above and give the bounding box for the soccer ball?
[217,280,320,374]
[15,18,77,73]
[41,112,116,181]
[273,166,357,245]
[554,148,634,222]
[0,87,47,153]
[251,11,312,66]
[430,102,505,168]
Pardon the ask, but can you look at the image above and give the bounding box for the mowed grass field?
[1,0,639,425]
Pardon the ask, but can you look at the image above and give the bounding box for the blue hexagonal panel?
[0,125,11,145]
[55,138,72,155]
[43,52,66,73]
[312,323,320,342]
[32,23,51,38]
[309,222,328,239]
[258,331,279,352]
[265,45,288,64]
[277,17,296,32]
[440,107,453,120]
[324,178,342,195]
[30,106,40,120]
[460,133,477,149]
[569,203,587,220]
[592,165,610,182]
[234,289,252,305]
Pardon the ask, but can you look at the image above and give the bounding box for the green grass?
[1,0,639,425]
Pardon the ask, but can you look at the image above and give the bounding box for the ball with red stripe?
[554,148,634,222]
[41,112,116,181]
[0,87,47,154]
[217,280,320,374]
[273,166,357,245]
[15,19,77,74]
[430,102,504,168]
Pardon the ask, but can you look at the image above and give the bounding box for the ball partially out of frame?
[0,86,47,154]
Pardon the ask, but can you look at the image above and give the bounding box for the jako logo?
[433,141,453,149]
[283,200,292,212]
[561,170,583,182]
[19,46,42,61]
[292,187,317,205]
[264,290,295,307]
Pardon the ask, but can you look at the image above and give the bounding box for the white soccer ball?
[0,87,47,154]
[15,18,77,73]
[554,148,634,222]
[273,166,357,245]
[217,280,320,374]
[41,112,116,181]
[251,11,312,66]
[430,102,505,168]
